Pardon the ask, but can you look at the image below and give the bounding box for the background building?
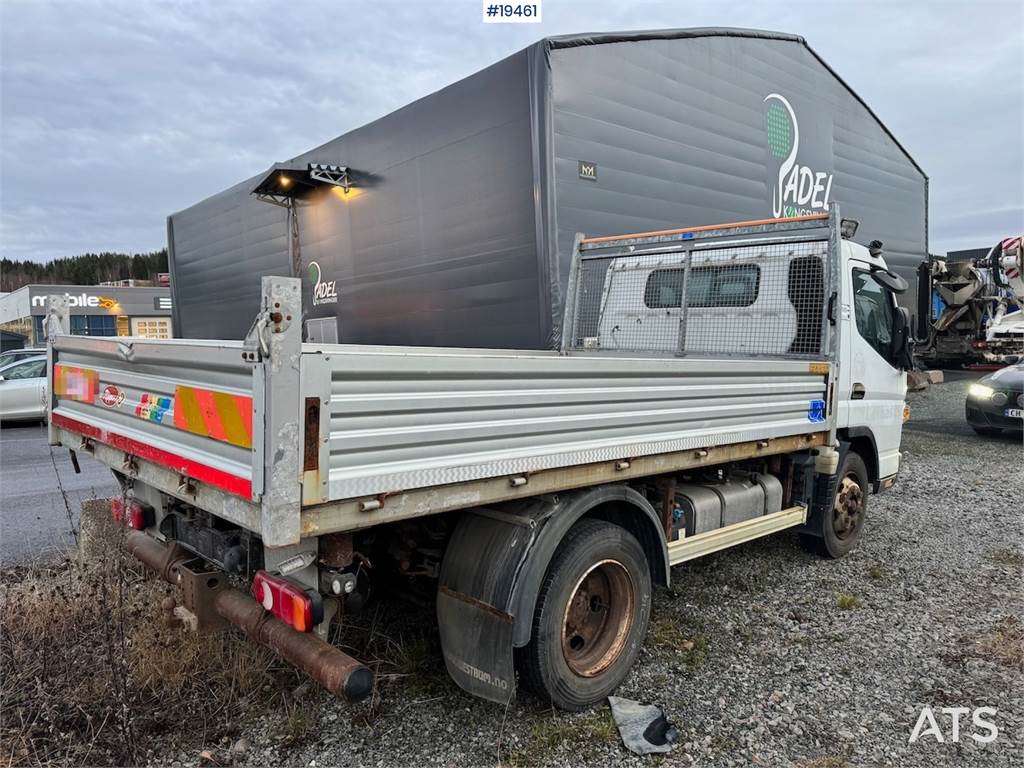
[168,27,928,349]
[0,284,172,347]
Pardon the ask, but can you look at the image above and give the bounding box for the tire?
[800,452,869,559]
[971,425,1001,436]
[516,519,652,711]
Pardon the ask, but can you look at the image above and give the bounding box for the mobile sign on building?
[0,284,173,345]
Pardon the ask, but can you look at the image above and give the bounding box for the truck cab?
[837,239,909,486]
[594,231,910,492]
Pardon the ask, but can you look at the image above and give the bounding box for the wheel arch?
[837,427,879,491]
[508,485,669,648]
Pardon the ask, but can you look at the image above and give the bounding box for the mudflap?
[437,487,668,704]
[797,441,850,538]
[436,509,536,704]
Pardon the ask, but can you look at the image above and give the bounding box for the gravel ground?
[158,376,1022,768]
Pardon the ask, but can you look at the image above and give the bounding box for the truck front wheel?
[801,451,869,559]
[516,519,651,710]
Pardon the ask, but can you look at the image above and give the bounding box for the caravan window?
[643,264,760,309]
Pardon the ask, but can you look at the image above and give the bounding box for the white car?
[0,347,45,368]
[0,355,48,421]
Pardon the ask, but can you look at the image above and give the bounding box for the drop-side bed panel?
[49,336,260,502]
[302,344,831,503]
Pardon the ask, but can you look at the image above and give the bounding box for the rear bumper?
[125,530,372,702]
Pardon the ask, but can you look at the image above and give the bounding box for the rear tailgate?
[48,335,262,511]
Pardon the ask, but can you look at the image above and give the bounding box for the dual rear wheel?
[516,519,651,711]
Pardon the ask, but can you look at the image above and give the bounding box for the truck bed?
[303,343,829,500]
[49,335,830,538]
[48,213,840,546]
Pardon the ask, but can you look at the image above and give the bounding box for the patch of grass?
[384,634,451,697]
[836,593,863,610]
[707,731,739,753]
[648,617,709,667]
[648,671,670,688]
[957,616,1024,672]
[988,549,1024,567]
[505,708,618,766]
[0,545,296,767]
[277,692,321,747]
[867,564,885,580]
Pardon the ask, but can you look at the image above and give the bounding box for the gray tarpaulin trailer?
[167,27,927,347]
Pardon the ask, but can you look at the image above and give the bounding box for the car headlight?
[967,383,995,400]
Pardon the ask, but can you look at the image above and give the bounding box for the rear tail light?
[251,571,323,633]
[971,340,988,349]
[111,497,154,530]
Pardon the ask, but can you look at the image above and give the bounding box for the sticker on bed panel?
[99,385,126,408]
[136,393,172,423]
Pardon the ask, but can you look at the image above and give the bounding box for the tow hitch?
[125,530,373,702]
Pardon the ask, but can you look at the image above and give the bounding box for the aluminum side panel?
[311,346,828,500]
[49,336,258,499]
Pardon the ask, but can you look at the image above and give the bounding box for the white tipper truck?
[46,207,911,709]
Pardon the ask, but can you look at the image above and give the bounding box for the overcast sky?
[1,0,1021,263]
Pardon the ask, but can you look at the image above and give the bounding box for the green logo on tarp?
[308,261,337,306]
[764,93,833,219]
[766,102,792,158]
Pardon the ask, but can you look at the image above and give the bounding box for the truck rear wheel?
[516,519,651,710]
[801,451,869,559]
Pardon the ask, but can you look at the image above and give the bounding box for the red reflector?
[111,498,153,529]
[127,501,154,530]
[250,571,323,633]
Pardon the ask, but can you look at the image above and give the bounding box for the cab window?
[644,264,760,309]
[1,359,46,380]
[852,269,896,361]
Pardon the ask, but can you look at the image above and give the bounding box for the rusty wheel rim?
[561,559,635,678]
[832,474,864,540]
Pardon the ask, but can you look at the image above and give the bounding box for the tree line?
[0,249,169,293]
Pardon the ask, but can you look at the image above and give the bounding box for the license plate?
[1005,408,1024,419]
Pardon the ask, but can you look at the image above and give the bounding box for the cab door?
[837,252,907,480]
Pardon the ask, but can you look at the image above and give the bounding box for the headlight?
[967,383,995,400]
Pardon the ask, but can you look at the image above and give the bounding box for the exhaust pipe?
[125,530,373,702]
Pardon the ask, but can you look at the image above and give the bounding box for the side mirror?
[891,307,915,371]
[870,267,908,294]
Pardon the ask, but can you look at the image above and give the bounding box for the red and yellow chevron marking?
[173,386,253,450]
[53,364,99,402]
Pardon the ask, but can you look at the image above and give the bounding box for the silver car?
[0,355,48,421]
[0,347,45,367]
